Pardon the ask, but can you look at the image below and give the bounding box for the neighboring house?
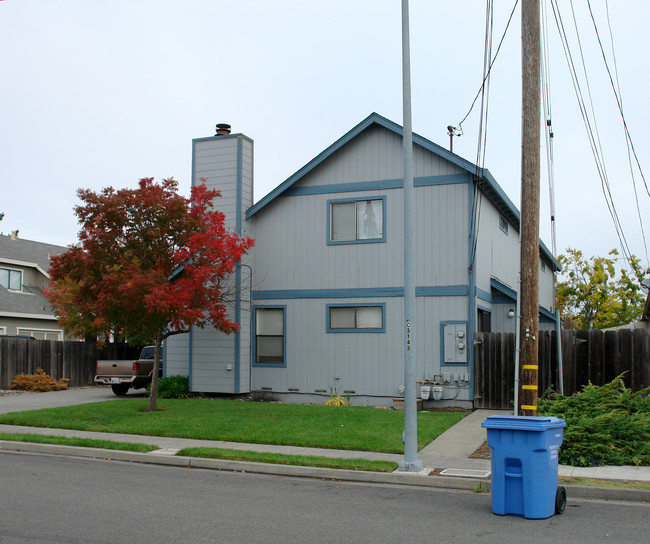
[165,113,559,408]
[0,233,69,340]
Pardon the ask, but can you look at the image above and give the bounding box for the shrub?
[12,369,70,392]
[323,386,349,406]
[148,375,191,399]
[538,375,650,467]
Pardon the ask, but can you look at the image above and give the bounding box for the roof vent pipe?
[215,123,231,136]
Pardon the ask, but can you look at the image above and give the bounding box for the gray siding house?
[0,234,69,340]
[165,113,558,408]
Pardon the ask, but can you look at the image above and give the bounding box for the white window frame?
[0,267,23,291]
[17,328,63,341]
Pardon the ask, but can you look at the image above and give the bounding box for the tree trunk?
[147,329,164,412]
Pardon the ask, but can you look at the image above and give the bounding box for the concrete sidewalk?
[1,387,649,501]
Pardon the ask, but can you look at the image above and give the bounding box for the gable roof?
[0,234,68,278]
[245,112,559,270]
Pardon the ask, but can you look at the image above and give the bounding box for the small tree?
[46,177,254,411]
[557,248,648,329]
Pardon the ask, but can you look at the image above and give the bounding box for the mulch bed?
[469,440,491,459]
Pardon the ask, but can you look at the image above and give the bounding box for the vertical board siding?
[251,295,471,400]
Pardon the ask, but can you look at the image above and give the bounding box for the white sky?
[1,0,649,268]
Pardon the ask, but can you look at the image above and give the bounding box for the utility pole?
[399,0,422,472]
[518,0,541,416]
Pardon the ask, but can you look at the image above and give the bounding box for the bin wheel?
[555,486,567,515]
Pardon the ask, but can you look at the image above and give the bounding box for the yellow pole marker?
[521,404,538,411]
[522,385,538,390]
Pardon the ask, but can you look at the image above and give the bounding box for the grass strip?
[177,447,398,472]
[0,432,157,453]
[559,476,650,490]
[0,398,466,453]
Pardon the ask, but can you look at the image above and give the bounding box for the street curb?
[4,440,650,502]
[0,441,487,490]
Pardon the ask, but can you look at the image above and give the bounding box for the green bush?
[148,375,191,399]
[538,375,650,467]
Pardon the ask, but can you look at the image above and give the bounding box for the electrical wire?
[550,0,635,270]
[457,0,519,134]
[590,0,649,266]
[469,0,495,271]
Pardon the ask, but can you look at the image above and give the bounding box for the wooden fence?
[0,338,142,389]
[474,329,650,409]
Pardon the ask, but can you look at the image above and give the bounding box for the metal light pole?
[399,0,423,472]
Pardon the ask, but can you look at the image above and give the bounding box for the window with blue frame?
[327,304,384,332]
[254,307,285,365]
[329,198,384,243]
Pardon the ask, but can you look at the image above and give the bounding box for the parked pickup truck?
[95,346,162,396]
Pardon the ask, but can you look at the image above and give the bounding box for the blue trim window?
[328,197,386,244]
[327,303,385,333]
[253,307,286,366]
[499,215,509,235]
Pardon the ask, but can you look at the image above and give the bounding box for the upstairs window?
[0,268,22,291]
[329,198,385,243]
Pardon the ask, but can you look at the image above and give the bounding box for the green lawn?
[177,447,399,472]
[0,398,465,453]
[0,432,157,452]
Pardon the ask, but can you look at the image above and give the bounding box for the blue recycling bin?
[481,415,566,519]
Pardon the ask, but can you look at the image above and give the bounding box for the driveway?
[0,386,145,414]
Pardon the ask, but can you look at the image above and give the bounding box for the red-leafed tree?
[46,177,254,411]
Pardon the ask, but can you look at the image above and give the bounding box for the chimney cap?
[215,123,232,136]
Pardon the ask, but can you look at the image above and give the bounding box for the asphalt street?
[1,450,648,544]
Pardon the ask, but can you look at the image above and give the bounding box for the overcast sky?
[1,0,649,269]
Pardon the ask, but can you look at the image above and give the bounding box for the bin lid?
[481,415,566,431]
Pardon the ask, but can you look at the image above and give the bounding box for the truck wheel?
[111,384,130,396]
[555,486,567,515]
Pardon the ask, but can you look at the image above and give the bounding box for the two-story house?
[164,113,559,408]
[0,233,69,340]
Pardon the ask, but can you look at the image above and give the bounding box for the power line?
[550,0,634,269]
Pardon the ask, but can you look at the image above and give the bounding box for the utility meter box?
[443,323,468,363]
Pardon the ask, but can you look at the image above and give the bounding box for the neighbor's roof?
[0,234,68,277]
[245,112,559,270]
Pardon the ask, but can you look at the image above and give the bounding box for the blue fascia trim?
[326,303,386,333]
[539,306,557,322]
[252,305,287,368]
[415,285,468,297]
[475,287,492,303]
[490,278,518,302]
[326,196,387,245]
[188,327,193,391]
[252,285,469,300]
[476,304,492,313]
[281,173,470,199]
[467,178,476,395]
[245,113,478,219]
[234,137,243,393]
